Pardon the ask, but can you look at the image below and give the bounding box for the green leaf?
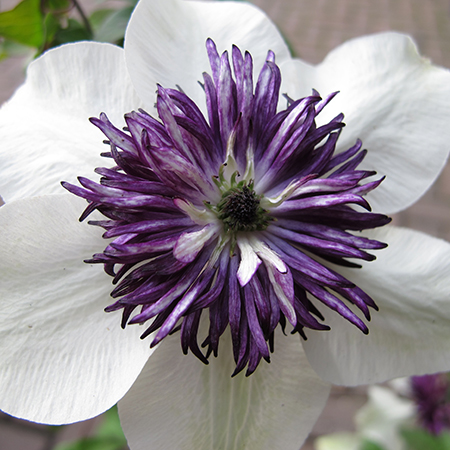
[0,38,34,60]
[54,406,126,450]
[54,437,126,450]
[42,12,60,45]
[360,439,388,450]
[0,0,44,47]
[0,40,8,61]
[401,428,450,450]
[93,6,134,43]
[50,18,91,46]
[42,0,72,13]
[96,406,127,442]
[89,9,116,31]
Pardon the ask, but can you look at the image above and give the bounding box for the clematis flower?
[2,0,450,449]
[411,373,450,435]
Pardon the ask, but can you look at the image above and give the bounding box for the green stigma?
[209,172,272,232]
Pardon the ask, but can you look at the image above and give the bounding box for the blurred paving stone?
[53,415,103,446]
[311,386,368,436]
[0,57,26,104]
[0,412,50,450]
[301,385,369,449]
[0,424,47,450]
[0,411,104,450]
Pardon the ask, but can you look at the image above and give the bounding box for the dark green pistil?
[217,181,270,232]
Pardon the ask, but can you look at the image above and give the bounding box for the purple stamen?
[62,38,391,376]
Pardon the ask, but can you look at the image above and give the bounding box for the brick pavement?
[1,0,450,449]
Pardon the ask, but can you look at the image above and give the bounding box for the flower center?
[210,174,270,232]
[217,181,261,231]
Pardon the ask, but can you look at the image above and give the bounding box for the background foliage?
[0,0,137,60]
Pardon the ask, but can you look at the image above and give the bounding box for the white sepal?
[174,225,219,263]
[119,329,330,450]
[236,235,262,286]
[0,194,153,424]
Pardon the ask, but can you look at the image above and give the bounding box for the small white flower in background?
[315,386,415,450]
[316,374,450,450]
[2,0,450,449]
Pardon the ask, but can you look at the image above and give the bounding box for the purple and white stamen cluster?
[411,374,450,435]
[63,39,391,376]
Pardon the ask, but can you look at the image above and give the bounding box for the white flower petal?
[118,330,330,450]
[245,236,296,325]
[173,198,217,225]
[0,42,140,203]
[280,32,450,214]
[249,236,287,273]
[302,226,450,385]
[356,386,414,450]
[237,235,262,286]
[265,264,297,326]
[174,225,218,263]
[0,194,153,424]
[315,433,360,450]
[124,0,290,110]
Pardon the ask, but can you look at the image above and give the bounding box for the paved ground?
[1,0,450,449]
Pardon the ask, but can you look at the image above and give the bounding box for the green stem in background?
[71,0,92,37]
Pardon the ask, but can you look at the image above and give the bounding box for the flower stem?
[71,0,93,37]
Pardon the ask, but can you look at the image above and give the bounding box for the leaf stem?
[71,0,93,37]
